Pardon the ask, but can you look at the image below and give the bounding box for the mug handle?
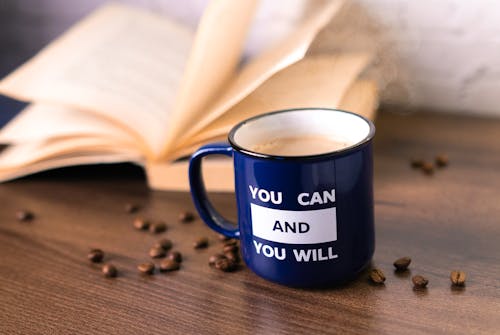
[189,143,239,239]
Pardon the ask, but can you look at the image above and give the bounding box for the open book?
[0,0,378,192]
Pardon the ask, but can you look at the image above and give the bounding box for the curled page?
[162,0,259,154]
[166,0,346,156]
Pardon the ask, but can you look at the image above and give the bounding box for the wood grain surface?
[0,110,499,335]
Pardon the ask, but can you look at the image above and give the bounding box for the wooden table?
[0,110,499,334]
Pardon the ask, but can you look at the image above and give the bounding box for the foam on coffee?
[250,135,349,156]
[232,109,371,157]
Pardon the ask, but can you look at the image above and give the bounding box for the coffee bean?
[450,270,466,286]
[88,249,104,263]
[166,251,182,263]
[159,259,180,272]
[102,264,118,278]
[215,257,237,272]
[154,238,173,251]
[137,262,155,275]
[435,154,449,167]
[412,275,428,289]
[209,253,225,266]
[133,217,150,230]
[410,158,425,169]
[218,234,230,242]
[16,209,34,222]
[421,162,434,175]
[393,256,411,271]
[223,244,238,254]
[124,203,140,214]
[149,246,166,259]
[179,211,195,223]
[369,268,386,284]
[193,237,209,249]
[224,251,240,264]
[149,221,167,234]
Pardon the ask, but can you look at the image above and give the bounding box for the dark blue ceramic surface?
[189,109,375,287]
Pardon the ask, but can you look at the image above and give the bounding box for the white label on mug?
[250,203,337,244]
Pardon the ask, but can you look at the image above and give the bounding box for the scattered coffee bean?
[421,162,434,175]
[369,268,386,284]
[137,262,155,275]
[154,238,173,251]
[16,209,34,222]
[167,251,183,263]
[223,244,238,254]
[159,259,180,272]
[215,257,237,272]
[410,158,425,169]
[393,256,412,271]
[412,275,429,289]
[224,251,240,263]
[124,203,140,214]
[435,154,449,167]
[149,221,167,234]
[133,217,150,230]
[450,270,466,286]
[88,248,104,263]
[193,237,209,249]
[209,253,225,266]
[102,264,118,278]
[179,211,195,223]
[149,246,166,258]
[218,233,230,242]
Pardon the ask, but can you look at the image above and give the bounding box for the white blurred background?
[1,0,499,116]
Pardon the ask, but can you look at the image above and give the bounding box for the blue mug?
[189,108,375,287]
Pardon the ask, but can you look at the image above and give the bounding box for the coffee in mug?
[250,135,349,156]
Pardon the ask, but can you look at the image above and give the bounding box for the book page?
[166,0,346,155]
[175,53,372,151]
[0,137,140,168]
[337,80,379,120]
[0,103,140,147]
[0,3,194,156]
[162,0,259,152]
